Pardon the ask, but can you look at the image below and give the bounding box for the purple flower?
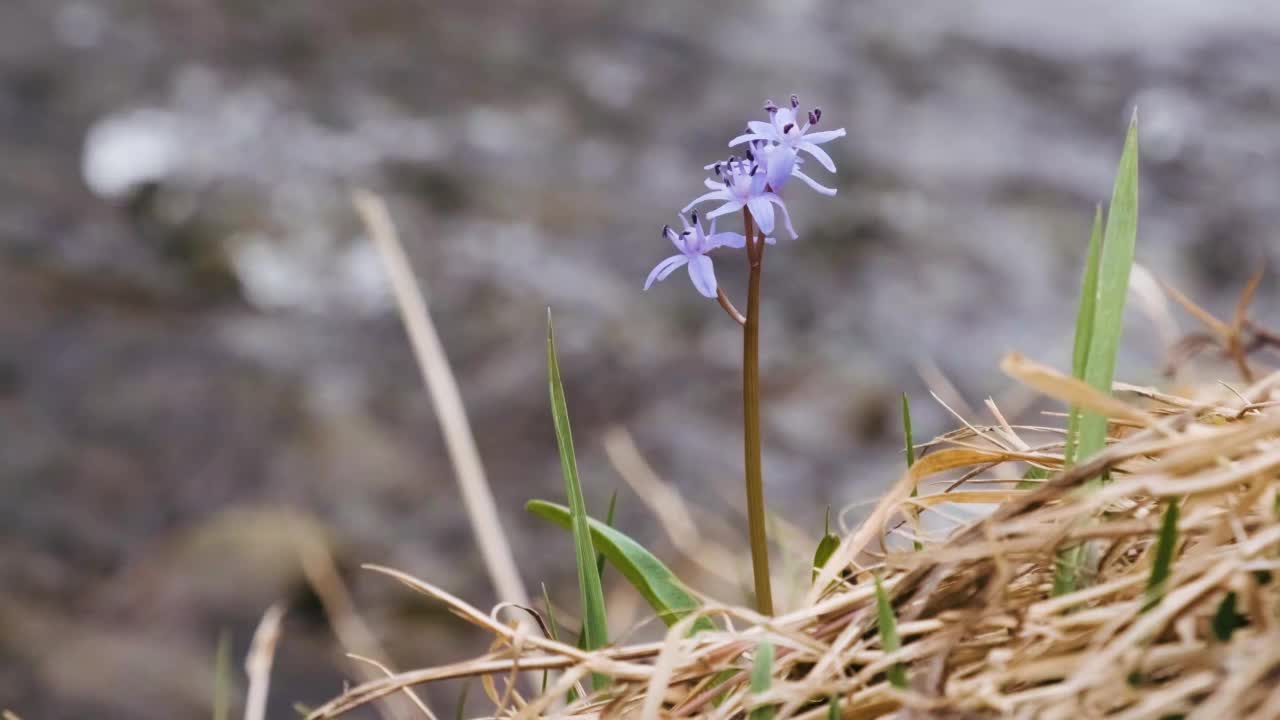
[682,156,798,239]
[644,211,772,298]
[730,95,845,195]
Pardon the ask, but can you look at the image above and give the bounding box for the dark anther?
[808,110,818,126]
[690,209,699,224]
[790,94,800,108]
[662,224,671,237]
[713,163,722,176]
[744,147,755,161]
[812,107,822,123]
[763,99,778,113]
[782,123,794,134]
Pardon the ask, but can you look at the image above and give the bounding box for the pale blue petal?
[769,195,798,239]
[747,120,777,138]
[704,177,725,190]
[803,127,844,144]
[682,189,730,213]
[644,255,688,290]
[803,128,846,145]
[764,147,796,191]
[762,235,777,245]
[728,133,768,147]
[687,254,717,298]
[708,231,747,249]
[792,169,838,196]
[746,196,775,235]
[799,141,837,173]
[705,200,745,220]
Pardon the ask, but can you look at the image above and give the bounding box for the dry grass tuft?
[308,361,1280,719]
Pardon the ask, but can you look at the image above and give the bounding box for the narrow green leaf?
[1211,591,1249,641]
[873,575,907,689]
[1052,545,1082,596]
[813,506,840,582]
[527,500,714,633]
[540,583,562,642]
[1055,119,1138,597]
[455,680,470,720]
[213,629,231,720]
[539,583,559,694]
[902,393,923,551]
[827,696,840,720]
[902,393,916,469]
[1143,497,1180,612]
[597,490,618,580]
[1017,465,1049,490]
[749,640,776,720]
[1076,116,1140,465]
[547,312,608,689]
[1064,205,1105,467]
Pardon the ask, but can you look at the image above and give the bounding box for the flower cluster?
[645,95,845,298]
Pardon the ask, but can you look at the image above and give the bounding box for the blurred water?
[3,1,1280,716]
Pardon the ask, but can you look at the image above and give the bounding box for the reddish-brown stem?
[742,208,772,615]
[716,288,746,326]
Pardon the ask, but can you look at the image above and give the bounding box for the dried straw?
[308,352,1280,718]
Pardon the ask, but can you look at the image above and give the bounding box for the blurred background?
[3,0,1280,717]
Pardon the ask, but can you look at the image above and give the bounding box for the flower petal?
[708,231,747,249]
[705,200,745,220]
[747,121,778,138]
[799,141,837,173]
[802,128,846,145]
[746,196,775,235]
[769,195,798,239]
[644,255,689,290]
[792,169,838,196]
[728,132,768,147]
[683,189,730,213]
[687,254,718,298]
[762,145,797,191]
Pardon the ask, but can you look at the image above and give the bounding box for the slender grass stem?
[742,208,773,615]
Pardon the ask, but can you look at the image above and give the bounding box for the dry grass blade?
[348,654,440,720]
[244,603,285,720]
[352,190,526,608]
[299,534,424,720]
[310,358,1280,719]
[1000,352,1151,427]
[603,427,739,584]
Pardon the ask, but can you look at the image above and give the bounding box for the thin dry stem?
[311,359,1280,719]
[352,190,527,608]
[244,603,285,720]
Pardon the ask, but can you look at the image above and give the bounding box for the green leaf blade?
[1064,205,1105,467]
[547,313,609,688]
[902,393,916,470]
[902,394,923,551]
[1211,591,1248,641]
[749,640,776,720]
[1076,116,1140,464]
[873,575,907,689]
[1143,497,1180,612]
[526,500,714,633]
[597,490,618,580]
